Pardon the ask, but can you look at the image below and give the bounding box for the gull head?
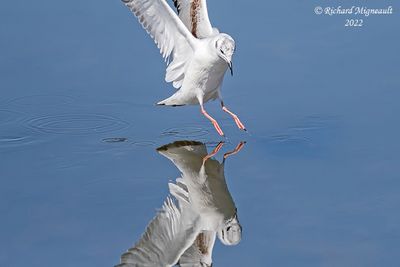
[215,34,235,76]
[217,213,242,246]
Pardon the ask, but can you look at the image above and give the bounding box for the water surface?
[1,0,399,266]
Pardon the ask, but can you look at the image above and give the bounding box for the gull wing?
[172,0,217,38]
[116,197,199,267]
[122,0,199,89]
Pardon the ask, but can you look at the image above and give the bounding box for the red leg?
[221,101,246,131]
[223,141,246,159]
[201,105,224,136]
[203,141,224,163]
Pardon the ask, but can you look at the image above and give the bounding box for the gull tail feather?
[157,94,185,106]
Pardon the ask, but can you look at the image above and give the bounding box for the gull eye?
[220,49,225,55]
[226,226,231,232]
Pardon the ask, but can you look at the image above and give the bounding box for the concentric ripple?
[161,125,209,138]
[0,135,36,148]
[131,140,157,147]
[0,109,25,124]
[26,114,130,135]
[102,137,128,143]
[269,134,310,143]
[8,94,75,106]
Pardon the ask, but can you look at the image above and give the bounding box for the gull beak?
[228,61,233,76]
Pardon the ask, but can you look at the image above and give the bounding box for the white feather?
[122,0,199,89]
[116,197,199,267]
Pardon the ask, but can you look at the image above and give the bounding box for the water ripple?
[131,140,157,147]
[26,114,130,135]
[0,135,36,148]
[101,137,156,147]
[161,125,209,138]
[269,134,310,143]
[7,94,75,106]
[0,109,25,124]
[102,137,128,143]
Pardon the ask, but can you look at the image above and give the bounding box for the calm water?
[1,1,399,266]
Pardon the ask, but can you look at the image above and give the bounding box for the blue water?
[1,0,399,266]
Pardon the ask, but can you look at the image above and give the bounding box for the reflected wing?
[169,178,190,205]
[178,231,216,267]
[116,197,198,267]
[172,0,216,38]
[122,0,199,89]
[169,178,215,267]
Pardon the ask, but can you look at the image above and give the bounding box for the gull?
[116,140,244,267]
[122,0,246,136]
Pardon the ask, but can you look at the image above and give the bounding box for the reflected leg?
[203,141,225,164]
[223,141,246,162]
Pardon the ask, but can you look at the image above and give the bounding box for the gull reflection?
[116,140,245,267]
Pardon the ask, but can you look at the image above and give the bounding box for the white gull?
[122,0,246,136]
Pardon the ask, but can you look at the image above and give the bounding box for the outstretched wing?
[122,0,199,89]
[116,197,198,267]
[172,0,217,38]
